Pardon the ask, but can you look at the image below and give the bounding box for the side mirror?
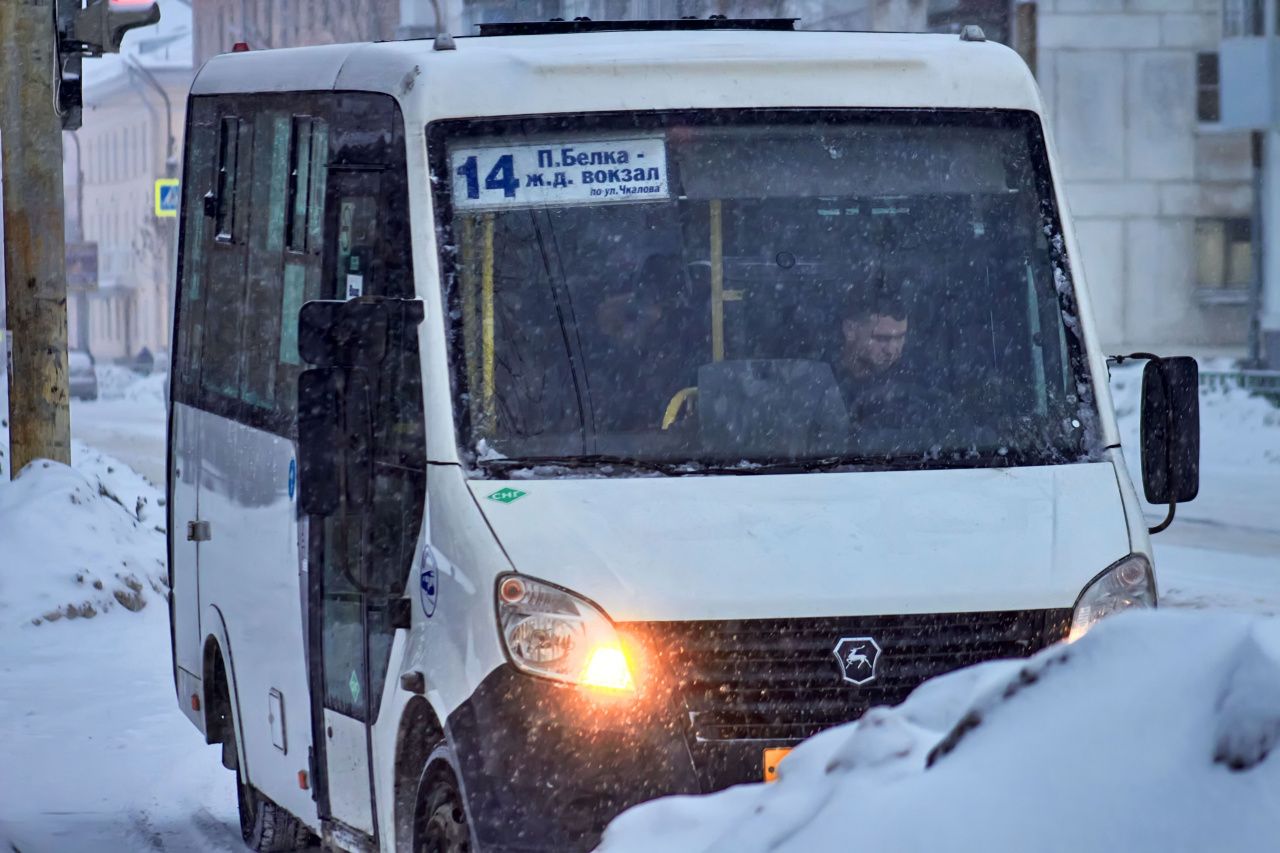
[297,367,373,517]
[298,300,389,368]
[1140,356,1200,517]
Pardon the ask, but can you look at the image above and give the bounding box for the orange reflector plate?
[763,747,792,782]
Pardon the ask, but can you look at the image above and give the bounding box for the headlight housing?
[496,574,635,693]
[1068,554,1156,642]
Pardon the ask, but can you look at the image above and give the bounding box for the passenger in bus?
[585,253,693,434]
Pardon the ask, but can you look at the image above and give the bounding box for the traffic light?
[56,0,161,130]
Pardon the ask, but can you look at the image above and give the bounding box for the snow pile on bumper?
[597,611,1280,853]
[0,444,166,625]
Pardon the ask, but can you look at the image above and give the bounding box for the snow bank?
[0,444,167,626]
[598,611,1280,853]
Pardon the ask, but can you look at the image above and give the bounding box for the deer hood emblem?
[833,637,881,685]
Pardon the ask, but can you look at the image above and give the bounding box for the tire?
[224,710,315,852]
[413,743,474,853]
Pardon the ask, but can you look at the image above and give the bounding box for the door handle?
[187,520,211,542]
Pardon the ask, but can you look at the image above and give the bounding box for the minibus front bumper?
[446,663,701,852]
[447,609,1071,851]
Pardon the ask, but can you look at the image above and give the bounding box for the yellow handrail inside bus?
[461,216,478,417]
[710,199,725,362]
[482,213,496,427]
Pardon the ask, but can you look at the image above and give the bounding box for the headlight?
[1068,554,1156,642]
[496,575,636,693]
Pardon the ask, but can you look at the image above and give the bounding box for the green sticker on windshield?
[487,487,527,505]
[348,670,361,704]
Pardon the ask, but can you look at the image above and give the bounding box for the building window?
[1196,218,1253,297]
[1222,0,1264,36]
[1197,53,1220,123]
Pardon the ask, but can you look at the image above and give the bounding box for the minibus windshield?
[432,109,1101,474]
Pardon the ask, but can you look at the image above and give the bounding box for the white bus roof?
[191,29,1043,119]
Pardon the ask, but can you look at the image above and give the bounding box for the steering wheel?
[661,387,699,430]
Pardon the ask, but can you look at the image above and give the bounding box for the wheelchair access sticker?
[420,546,439,618]
[450,136,669,211]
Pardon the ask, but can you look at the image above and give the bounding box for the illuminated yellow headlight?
[1068,554,1155,642]
[497,574,637,694]
[580,644,636,692]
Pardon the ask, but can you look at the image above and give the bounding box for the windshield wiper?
[479,453,936,477]
[477,454,681,476]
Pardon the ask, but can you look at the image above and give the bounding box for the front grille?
[631,609,1071,743]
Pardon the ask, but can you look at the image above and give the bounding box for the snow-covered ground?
[0,605,241,852]
[598,610,1280,853]
[0,361,1275,852]
[0,370,239,851]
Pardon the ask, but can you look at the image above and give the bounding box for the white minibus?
[167,17,1201,853]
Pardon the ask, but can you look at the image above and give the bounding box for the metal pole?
[66,129,89,351]
[1,0,72,475]
[127,58,175,177]
[126,58,177,358]
[1248,130,1264,367]
[66,131,84,242]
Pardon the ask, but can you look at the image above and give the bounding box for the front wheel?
[413,743,474,853]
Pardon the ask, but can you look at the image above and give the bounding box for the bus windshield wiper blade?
[479,453,948,476]
[477,454,679,475]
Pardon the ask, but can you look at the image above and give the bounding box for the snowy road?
[69,372,168,485]
[0,610,243,852]
[70,397,167,484]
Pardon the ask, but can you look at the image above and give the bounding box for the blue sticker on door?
[420,545,439,618]
[288,459,297,500]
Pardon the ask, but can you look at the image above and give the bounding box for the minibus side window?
[286,117,314,254]
[278,117,329,424]
[179,99,333,432]
[173,99,218,407]
[200,115,254,401]
[214,117,239,242]
[240,112,292,410]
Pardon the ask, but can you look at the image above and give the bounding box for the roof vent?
[433,31,456,51]
[959,24,986,42]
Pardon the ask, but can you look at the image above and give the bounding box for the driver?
[835,265,921,429]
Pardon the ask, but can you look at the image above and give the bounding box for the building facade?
[1036,0,1254,353]
[65,0,193,363]
[187,0,1253,354]
[1218,0,1280,365]
[192,0,401,62]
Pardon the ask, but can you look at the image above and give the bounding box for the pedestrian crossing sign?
[154,178,180,218]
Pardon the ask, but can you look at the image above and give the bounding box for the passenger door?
[309,167,427,844]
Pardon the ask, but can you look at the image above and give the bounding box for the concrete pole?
[0,0,72,475]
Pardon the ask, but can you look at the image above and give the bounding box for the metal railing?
[1200,368,1280,404]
